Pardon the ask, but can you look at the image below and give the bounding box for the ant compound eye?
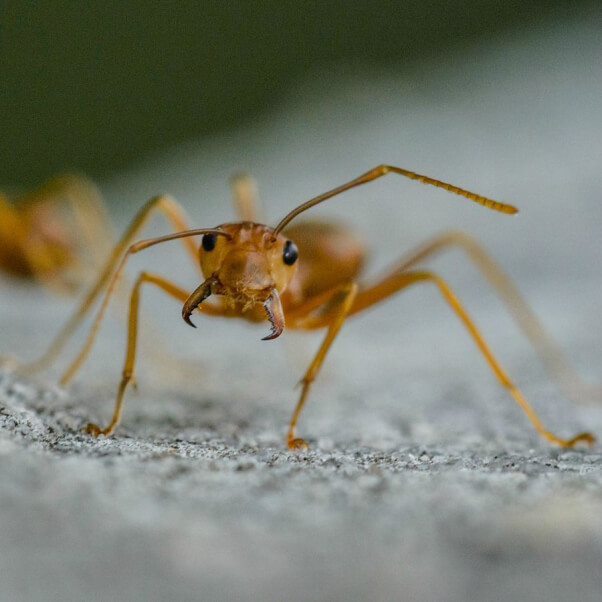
[202,233,217,252]
[282,240,298,266]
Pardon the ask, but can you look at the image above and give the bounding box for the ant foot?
[83,422,107,437]
[287,437,309,451]
[567,432,596,447]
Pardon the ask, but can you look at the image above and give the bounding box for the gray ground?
[1,11,602,602]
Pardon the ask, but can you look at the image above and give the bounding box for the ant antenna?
[272,165,518,236]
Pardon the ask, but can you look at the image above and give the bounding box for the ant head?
[200,222,298,298]
[182,222,298,339]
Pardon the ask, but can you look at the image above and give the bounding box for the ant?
[22,165,595,449]
[0,174,113,295]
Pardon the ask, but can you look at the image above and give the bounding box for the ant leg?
[44,175,115,272]
[37,176,211,381]
[35,177,175,372]
[230,173,262,222]
[349,269,594,448]
[22,194,201,375]
[84,271,214,436]
[56,227,226,387]
[285,282,358,450]
[377,230,601,403]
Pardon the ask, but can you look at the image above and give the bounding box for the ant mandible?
[23,165,595,449]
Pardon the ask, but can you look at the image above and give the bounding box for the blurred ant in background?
[0,175,113,294]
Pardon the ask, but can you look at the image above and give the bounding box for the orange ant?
[0,175,113,294]
[22,165,595,449]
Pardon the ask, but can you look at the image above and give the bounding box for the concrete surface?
[1,10,602,602]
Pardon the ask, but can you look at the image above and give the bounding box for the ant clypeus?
[0,174,113,294]
[23,165,595,449]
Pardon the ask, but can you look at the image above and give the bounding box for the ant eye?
[202,233,217,252]
[282,240,298,265]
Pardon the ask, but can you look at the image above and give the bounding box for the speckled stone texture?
[1,10,601,602]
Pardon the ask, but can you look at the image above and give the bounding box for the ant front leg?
[84,271,230,436]
[84,272,188,436]
[286,282,358,450]
[350,269,594,448]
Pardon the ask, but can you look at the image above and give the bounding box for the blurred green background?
[1,1,597,186]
